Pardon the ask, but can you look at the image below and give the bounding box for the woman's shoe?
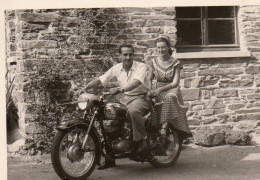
[157,124,167,146]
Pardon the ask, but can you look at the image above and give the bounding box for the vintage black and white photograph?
[4,0,260,179]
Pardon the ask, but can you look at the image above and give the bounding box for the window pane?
[208,20,236,44]
[176,7,201,18]
[208,6,235,18]
[177,20,202,45]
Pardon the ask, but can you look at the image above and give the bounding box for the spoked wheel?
[149,124,182,168]
[51,127,99,180]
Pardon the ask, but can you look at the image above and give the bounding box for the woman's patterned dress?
[148,57,192,139]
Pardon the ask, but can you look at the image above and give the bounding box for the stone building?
[5,6,260,152]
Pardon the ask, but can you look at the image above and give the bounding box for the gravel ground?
[6,144,260,180]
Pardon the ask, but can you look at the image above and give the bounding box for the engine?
[103,102,134,153]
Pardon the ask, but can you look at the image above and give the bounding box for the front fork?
[80,107,98,150]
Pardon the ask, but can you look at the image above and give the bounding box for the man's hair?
[118,44,135,54]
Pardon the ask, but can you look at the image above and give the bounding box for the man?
[77,44,150,169]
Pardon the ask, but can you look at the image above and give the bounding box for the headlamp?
[77,93,98,110]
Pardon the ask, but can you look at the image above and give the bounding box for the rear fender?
[56,119,102,165]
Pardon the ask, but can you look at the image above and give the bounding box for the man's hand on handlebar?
[74,88,93,98]
[74,89,86,97]
[109,87,124,95]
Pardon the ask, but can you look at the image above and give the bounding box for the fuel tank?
[104,102,127,120]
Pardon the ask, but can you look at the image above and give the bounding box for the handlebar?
[102,92,163,106]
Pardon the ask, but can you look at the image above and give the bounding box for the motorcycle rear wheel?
[51,127,99,180]
[149,124,182,168]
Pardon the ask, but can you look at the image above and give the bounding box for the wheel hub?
[67,145,84,162]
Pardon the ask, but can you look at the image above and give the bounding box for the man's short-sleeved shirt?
[99,61,149,95]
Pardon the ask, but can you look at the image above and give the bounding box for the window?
[176,6,239,52]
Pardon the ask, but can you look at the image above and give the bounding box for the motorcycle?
[51,92,182,180]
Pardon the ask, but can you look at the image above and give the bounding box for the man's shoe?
[136,139,154,161]
[136,139,148,153]
[97,160,116,170]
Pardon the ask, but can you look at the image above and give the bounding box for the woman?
[146,36,192,140]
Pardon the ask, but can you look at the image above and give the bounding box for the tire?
[51,126,99,180]
[149,124,182,168]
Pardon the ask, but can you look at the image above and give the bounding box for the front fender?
[57,119,88,130]
[56,119,102,165]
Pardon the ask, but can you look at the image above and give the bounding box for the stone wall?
[5,6,260,150]
[180,6,260,145]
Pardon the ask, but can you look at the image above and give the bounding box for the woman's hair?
[155,36,173,55]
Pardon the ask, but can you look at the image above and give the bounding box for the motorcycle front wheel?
[149,124,182,168]
[51,127,99,180]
